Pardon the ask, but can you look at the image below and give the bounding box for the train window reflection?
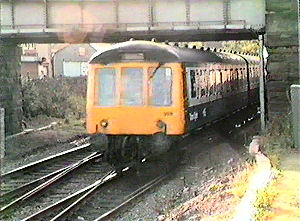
[149,67,172,106]
[97,68,116,106]
[121,68,143,106]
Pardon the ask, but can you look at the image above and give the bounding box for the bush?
[263,113,294,167]
[21,77,86,119]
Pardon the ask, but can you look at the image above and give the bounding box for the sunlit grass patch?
[254,179,279,220]
[230,163,255,199]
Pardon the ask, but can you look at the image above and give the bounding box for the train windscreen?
[149,67,172,106]
[121,68,143,106]
[97,68,116,106]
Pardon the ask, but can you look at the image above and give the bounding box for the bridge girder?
[0,0,265,43]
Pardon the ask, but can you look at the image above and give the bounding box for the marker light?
[100,120,108,128]
[156,120,166,129]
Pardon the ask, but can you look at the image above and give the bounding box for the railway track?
[16,155,177,221]
[1,151,113,220]
[0,138,101,208]
[1,106,259,220]
[1,152,102,211]
[1,146,181,221]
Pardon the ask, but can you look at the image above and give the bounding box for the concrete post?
[0,108,5,159]
[291,85,300,149]
[259,35,266,132]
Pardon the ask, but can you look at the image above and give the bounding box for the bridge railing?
[0,20,252,33]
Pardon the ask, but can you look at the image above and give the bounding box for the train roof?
[89,40,258,65]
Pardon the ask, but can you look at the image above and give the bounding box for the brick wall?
[0,42,23,135]
[265,0,299,121]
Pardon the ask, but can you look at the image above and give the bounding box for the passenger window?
[149,67,172,106]
[121,68,143,106]
[97,68,116,106]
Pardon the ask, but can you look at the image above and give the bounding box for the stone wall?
[265,0,299,121]
[0,42,23,135]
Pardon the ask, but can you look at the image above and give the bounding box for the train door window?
[97,68,116,106]
[235,69,239,90]
[121,68,143,106]
[190,69,197,98]
[195,69,200,99]
[209,70,216,95]
[226,71,230,92]
[200,69,207,97]
[223,70,228,93]
[149,67,172,106]
[217,71,222,94]
[244,69,247,88]
[238,68,243,88]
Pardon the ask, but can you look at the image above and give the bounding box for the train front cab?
[87,62,187,141]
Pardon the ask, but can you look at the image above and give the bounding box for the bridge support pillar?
[265,0,299,121]
[0,41,23,135]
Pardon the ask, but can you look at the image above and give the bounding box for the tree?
[222,40,259,54]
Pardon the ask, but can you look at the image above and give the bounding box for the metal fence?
[291,85,300,149]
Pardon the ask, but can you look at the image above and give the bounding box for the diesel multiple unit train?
[87,40,260,165]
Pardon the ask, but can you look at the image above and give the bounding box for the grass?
[253,113,295,220]
[230,163,255,199]
[262,113,294,168]
[254,179,279,220]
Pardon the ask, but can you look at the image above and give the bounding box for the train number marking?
[189,112,199,121]
[202,108,207,117]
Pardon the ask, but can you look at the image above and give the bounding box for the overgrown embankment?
[263,114,294,166]
[21,77,87,121]
[253,114,298,220]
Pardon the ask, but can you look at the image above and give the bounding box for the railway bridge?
[0,0,298,134]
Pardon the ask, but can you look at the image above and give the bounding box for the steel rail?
[21,170,117,221]
[2,142,91,177]
[50,170,119,221]
[1,152,103,198]
[94,173,168,221]
[1,165,68,201]
[1,152,103,212]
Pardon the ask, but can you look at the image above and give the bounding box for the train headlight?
[156,120,166,130]
[100,120,108,128]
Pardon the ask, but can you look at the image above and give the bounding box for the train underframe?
[92,89,259,168]
[93,133,178,168]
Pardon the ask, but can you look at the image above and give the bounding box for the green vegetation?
[21,77,86,120]
[263,113,294,168]
[254,114,295,220]
[230,163,254,199]
[254,179,279,221]
[180,40,259,54]
[223,40,259,54]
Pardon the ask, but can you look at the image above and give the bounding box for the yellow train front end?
[87,62,186,136]
[86,61,187,166]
